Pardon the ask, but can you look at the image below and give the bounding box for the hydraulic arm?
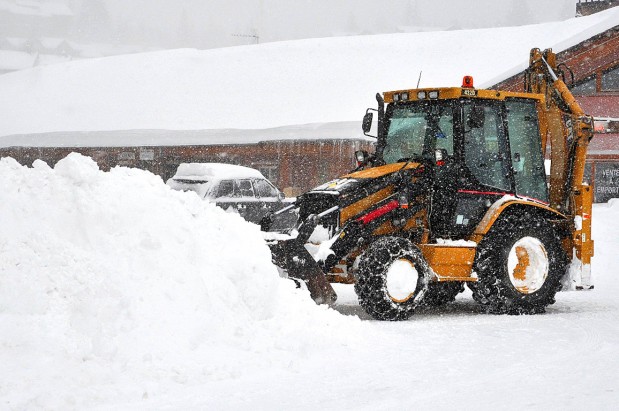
[525,48,594,288]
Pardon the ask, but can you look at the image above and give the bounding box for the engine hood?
[294,161,425,228]
[309,162,423,196]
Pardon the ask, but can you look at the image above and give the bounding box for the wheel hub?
[507,237,549,294]
[385,258,419,302]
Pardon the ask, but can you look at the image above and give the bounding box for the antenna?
[416,71,423,88]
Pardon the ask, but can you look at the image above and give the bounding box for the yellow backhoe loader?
[261,48,594,320]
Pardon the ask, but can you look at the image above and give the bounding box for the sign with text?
[594,162,619,203]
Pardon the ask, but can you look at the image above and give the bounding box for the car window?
[216,180,234,198]
[235,179,255,197]
[253,178,279,198]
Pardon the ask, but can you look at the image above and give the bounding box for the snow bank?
[0,153,359,409]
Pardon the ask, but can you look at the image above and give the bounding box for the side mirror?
[467,105,485,129]
[362,111,374,134]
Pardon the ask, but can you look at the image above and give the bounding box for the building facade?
[0,136,373,197]
[577,0,618,16]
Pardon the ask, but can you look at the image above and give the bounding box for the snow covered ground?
[1,154,618,410]
[1,7,619,409]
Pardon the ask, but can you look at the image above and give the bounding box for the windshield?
[383,101,454,164]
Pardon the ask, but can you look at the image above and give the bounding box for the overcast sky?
[72,0,577,49]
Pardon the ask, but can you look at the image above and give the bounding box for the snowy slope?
[0,8,617,141]
[1,155,618,409]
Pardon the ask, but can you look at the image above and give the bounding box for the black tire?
[422,282,464,307]
[354,237,430,321]
[470,212,568,315]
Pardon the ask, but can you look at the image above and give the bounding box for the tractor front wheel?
[355,237,430,321]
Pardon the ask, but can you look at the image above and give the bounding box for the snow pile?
[0,153,360,409]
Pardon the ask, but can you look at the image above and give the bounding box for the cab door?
[442,99,514,238]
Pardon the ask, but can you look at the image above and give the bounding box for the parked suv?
[167,163,293,227]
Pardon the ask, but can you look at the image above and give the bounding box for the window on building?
[601,65,619,91]
[255,163,278,183]
[570,75,596,95]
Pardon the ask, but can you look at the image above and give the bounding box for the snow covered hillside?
[1,154,618,409]
[0,8,618,140]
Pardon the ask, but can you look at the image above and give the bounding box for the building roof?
[0,0,73,16]
[0,122,371,148]
[0,7,618,147]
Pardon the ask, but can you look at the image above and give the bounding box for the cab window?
[462,101,511,191]
[505,99,548,202]
[383,101,454,164]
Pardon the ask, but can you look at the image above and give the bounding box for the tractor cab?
[363,79,549,239]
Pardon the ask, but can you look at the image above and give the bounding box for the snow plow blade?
[269,239,337,305]
[268,214,337,305]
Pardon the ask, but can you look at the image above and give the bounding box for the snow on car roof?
[173,163,264,180]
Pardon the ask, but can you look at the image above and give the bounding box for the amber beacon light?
[462,75,474,88]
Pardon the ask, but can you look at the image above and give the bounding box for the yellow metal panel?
[419,244,477,281]
[340,187,393,224]
[547,109,568,210]
[372,220,396,236]
[536,99,549,164]
[470,198,566,243]
[344,162,421,179]
[573,184,594,264]
[383,87,543,103]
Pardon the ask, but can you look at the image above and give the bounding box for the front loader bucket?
[269,239,337,305]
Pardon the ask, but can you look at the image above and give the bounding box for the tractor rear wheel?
[354,237,430,321]
[470,212,567,314]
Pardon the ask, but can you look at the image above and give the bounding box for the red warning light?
[462,76,474,88]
